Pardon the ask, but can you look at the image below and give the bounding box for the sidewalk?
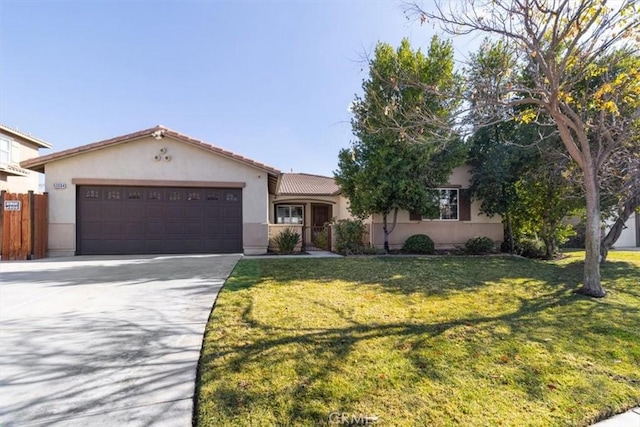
[592,407,640,426]
[244,250,343,259]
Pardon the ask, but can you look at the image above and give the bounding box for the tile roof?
[20,125,281,177]
[0,124,53,149]
[277,173,341,196]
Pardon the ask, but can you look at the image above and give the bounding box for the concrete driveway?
[0,254,241,427]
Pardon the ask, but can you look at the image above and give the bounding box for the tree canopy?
[405,0,640,297]
[335,37,465,252]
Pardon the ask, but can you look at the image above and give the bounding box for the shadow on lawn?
[228,255,639,298]
[198,256,640,425]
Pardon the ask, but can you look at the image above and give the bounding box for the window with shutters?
[410,188,471,221]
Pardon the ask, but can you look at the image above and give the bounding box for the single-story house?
[21,126,503,256]
[1,124,52,193]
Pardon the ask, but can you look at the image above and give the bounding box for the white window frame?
[0,135,10,165]
[276,205,304,225]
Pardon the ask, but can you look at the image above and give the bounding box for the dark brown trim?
[459,189,472,221]
[409,211,422,221]
[71,178,246,188]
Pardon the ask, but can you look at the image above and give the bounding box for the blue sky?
[1,0,477,176]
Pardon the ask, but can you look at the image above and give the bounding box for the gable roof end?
[20,126,282,180]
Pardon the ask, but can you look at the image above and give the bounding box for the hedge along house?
[365,165,503,250]
[21,126,280,256]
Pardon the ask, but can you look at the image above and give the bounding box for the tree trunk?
[382,213,390,254]
[506,212,515,255]
[382,208,399,255]
[578,168,606,297]
[600,194,640,262]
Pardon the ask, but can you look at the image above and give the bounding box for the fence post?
[28,190,35,259]
[0,190,4,258]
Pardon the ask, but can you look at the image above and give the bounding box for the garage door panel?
[146,222,164,235]
[83,204,104,218]
[102,222,123,235]
[163,206,182,218]
[203,223,222,234]
[204,207,222,219]
[124,204,146,219]
[223,207,242,219]
[145,205,164,219]
[104,205,124,218]
[79,186,242,255]
[184,207,204,219]
[81,221,102,236]
[123,222,145,237]
[186,223,203,234]
[124,240,146,253]
[145,240,166,253]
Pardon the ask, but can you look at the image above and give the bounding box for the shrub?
[403,234,435,254]
[561,225,586,248]
[332,219,366,255]
[272,228,300,254]
[361,244,385,255]
[312,227,329,250]
[465,236,495,255]
[518,237,546,259]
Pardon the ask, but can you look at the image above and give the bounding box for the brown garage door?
[77,186,242,255]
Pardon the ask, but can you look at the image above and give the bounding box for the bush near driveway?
[196,252,640,427]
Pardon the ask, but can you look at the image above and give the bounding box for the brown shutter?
[459,189,471,221]
[409,211,422,221]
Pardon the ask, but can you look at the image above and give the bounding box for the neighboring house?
[21,126,503,257]
[610,213,639,248]
[0,124,52,193]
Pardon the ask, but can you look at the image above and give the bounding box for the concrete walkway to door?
[0,254,241,427]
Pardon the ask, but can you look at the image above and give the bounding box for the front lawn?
[196,252,640,426]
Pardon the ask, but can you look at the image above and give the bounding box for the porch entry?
[309,203,332,251]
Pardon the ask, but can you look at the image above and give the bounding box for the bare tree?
[405,0,640,297]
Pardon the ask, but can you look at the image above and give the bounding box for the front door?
[311,204,332,250]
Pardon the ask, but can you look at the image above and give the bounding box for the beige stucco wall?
[0,131,45,193]
[367,165,503,249]
[43,135,270,256]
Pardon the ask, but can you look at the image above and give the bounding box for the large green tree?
[406,0,639,297]
[335,37,465,253]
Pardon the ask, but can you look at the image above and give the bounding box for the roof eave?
[0,124,53,149]
[20,126,283,177]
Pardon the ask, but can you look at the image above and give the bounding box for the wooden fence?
[0,191,48,260]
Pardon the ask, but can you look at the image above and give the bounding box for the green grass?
[195,251,640,426]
